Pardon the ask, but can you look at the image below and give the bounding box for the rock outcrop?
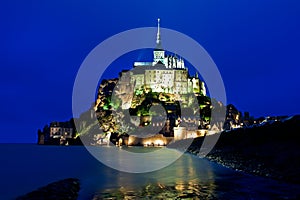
[16,178,80,200]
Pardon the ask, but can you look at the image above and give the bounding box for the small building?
[38,120,76,145]
[224,104,242,130]
[50,122,73,139]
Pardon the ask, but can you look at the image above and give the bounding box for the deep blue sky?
[1,0,300,143]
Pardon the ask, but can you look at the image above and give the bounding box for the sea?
[1,144,300,199]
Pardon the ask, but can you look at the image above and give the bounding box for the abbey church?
[108,19,207,110]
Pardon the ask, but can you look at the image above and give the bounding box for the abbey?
[91,19,213,145]
[114,19,206,109]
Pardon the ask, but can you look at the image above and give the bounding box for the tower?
[153,18,165,64]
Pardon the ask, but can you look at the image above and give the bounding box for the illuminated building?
[115,19,206,109]
[95,19,210,145]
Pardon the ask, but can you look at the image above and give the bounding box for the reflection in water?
[92,151,219,199]
[94,181,217,199]
[80,148,300,200]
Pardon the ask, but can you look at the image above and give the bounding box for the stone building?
[92,19,212,145]
[114,19,206,110]
[49,122,74,139]
[223,104,242,130]
[38,120,76,145]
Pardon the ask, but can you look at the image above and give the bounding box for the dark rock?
[16,178,80,200]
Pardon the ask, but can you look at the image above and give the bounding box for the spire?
[156,18,162,49]
[153,18,165,65]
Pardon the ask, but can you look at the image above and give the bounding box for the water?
[1,144,300,199]
[83,147,300,199]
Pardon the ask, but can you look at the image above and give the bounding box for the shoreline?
[188,146,282,181]
[183,118,300,185]
[170,141,282,182]
[167,139,283,182]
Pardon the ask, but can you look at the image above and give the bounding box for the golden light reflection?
[175,181,186,191]
[94,152,218,199]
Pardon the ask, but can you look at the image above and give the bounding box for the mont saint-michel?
[38,19,220,146]
[37,19,296,148]
[2,0,300,199]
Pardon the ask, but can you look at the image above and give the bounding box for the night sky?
[1,0,300,143]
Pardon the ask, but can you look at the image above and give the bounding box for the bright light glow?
[155,140,164,146]
[128,138,132,146]
[145,141,151,146]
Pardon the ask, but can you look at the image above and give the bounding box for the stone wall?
[128,134,173,146]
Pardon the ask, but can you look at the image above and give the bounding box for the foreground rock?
[16,178,80,200]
